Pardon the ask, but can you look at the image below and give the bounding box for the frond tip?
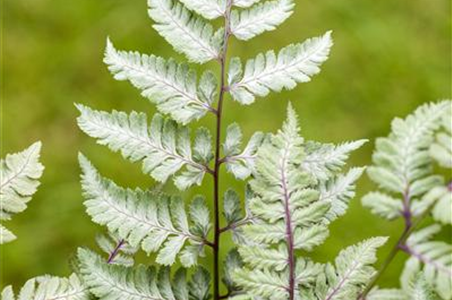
[0,141,44,244]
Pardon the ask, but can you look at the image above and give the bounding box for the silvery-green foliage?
[1,274,88,300]
[228,31,333,105]
[232,105,385,299]
[148,0,222,63]
[96,232,139,266]
[104,39,217,125]
[77,105,213,190]
[0,142,44,244]
[230,0,294,41]
[368,273,441,300]
[78,248,211,300]
[80,155,211,267]
[362,101,452,300]
[363,101,449,208]
[401,225,452,300]
[430,104,452,168]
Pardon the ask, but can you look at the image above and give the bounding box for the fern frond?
[104,39,217,124]
[76,105,213,190]
[0,142,44,244]
[401,225,452,300]
[363,101,450,222]
[148,0,221,64]
[223,124,265,180]
[79,155,211,267]
[1,274,88,300]
[430,103,452,169]
[228,31,333,104]
[78,248,211,300]
[178,0,226,19]
[303,237,388,300]
[367,101,448,196]
[230,0,294,41]
[233,104,332,299]
[302,140,367,181]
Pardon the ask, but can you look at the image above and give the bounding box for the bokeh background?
[2,0,451,289]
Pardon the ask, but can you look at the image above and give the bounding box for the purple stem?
[107,239,125,264]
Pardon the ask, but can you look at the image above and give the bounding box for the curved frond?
[76,106,213,190]
[78,248,211,300]
[230,0,294,41]
[104,40,217,124]
[228,32,333,104]
[2,274,88,300]
[79,156,211,267]
[0,142,44,244]
[148,0,221,63]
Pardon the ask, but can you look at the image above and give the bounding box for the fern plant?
[360,100,452,300]
[2,0,450,299]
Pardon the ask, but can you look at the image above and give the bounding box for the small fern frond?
[228,31,333,104]
[1,274,88,300]
[78,248,211,300]
[148,0,221,64]
[79,155,212,267]
[104,39,217,124]
[0,142,44,244]
[76,105,213,190]
[230,0,294,41]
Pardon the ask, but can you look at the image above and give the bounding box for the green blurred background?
[2,0,451,289]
